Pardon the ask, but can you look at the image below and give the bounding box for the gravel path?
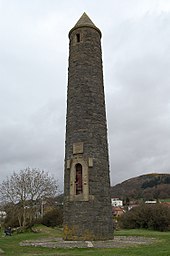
[20,236,156,249]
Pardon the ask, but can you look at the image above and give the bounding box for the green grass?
[159,198,170,202]
[0,226,170,256]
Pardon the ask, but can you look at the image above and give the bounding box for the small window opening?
[76,33,80,43]
[75,163,83,195]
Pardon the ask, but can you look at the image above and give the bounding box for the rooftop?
[69,12,101,37]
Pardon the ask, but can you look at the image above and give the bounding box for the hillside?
[110,173,170,200]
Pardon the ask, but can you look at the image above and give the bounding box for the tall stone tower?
[64,13,113,240]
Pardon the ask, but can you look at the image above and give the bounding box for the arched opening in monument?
[75,163,83,195]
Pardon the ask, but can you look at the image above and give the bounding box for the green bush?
[41,207,63,227]
[120,203,170,231]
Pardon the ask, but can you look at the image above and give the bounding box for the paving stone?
[20,236,156,249]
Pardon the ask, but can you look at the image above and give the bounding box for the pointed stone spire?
[69,12,101,37]
[75,12,96,28]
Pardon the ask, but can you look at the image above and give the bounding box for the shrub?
[41,207,63,227]
[120,203,170,231]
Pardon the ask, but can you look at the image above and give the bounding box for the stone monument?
[63,13,113,240]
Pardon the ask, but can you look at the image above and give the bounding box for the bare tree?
[0,168,59,228]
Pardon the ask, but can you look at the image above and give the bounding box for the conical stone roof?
[74,12,96,28]
[69,12,101,37]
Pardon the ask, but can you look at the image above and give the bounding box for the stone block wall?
[64,14,113,240]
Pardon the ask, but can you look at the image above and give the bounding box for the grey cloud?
[105,12,170,184]
[0,1,170,188]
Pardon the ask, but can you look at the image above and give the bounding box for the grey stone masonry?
[63,13,113,240]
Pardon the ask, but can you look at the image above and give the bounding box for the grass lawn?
[0,225,170,256]
[160,198,170,203]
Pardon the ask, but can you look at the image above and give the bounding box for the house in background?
[111,198,124,218]
[112,206,125,217]
[145,200,157,204]
[111,198,123,207]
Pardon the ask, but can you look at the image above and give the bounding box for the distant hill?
[110,173,170,200]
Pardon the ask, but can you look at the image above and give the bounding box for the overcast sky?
[0,0,170,190]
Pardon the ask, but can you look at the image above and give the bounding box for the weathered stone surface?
[64,13,113,240]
